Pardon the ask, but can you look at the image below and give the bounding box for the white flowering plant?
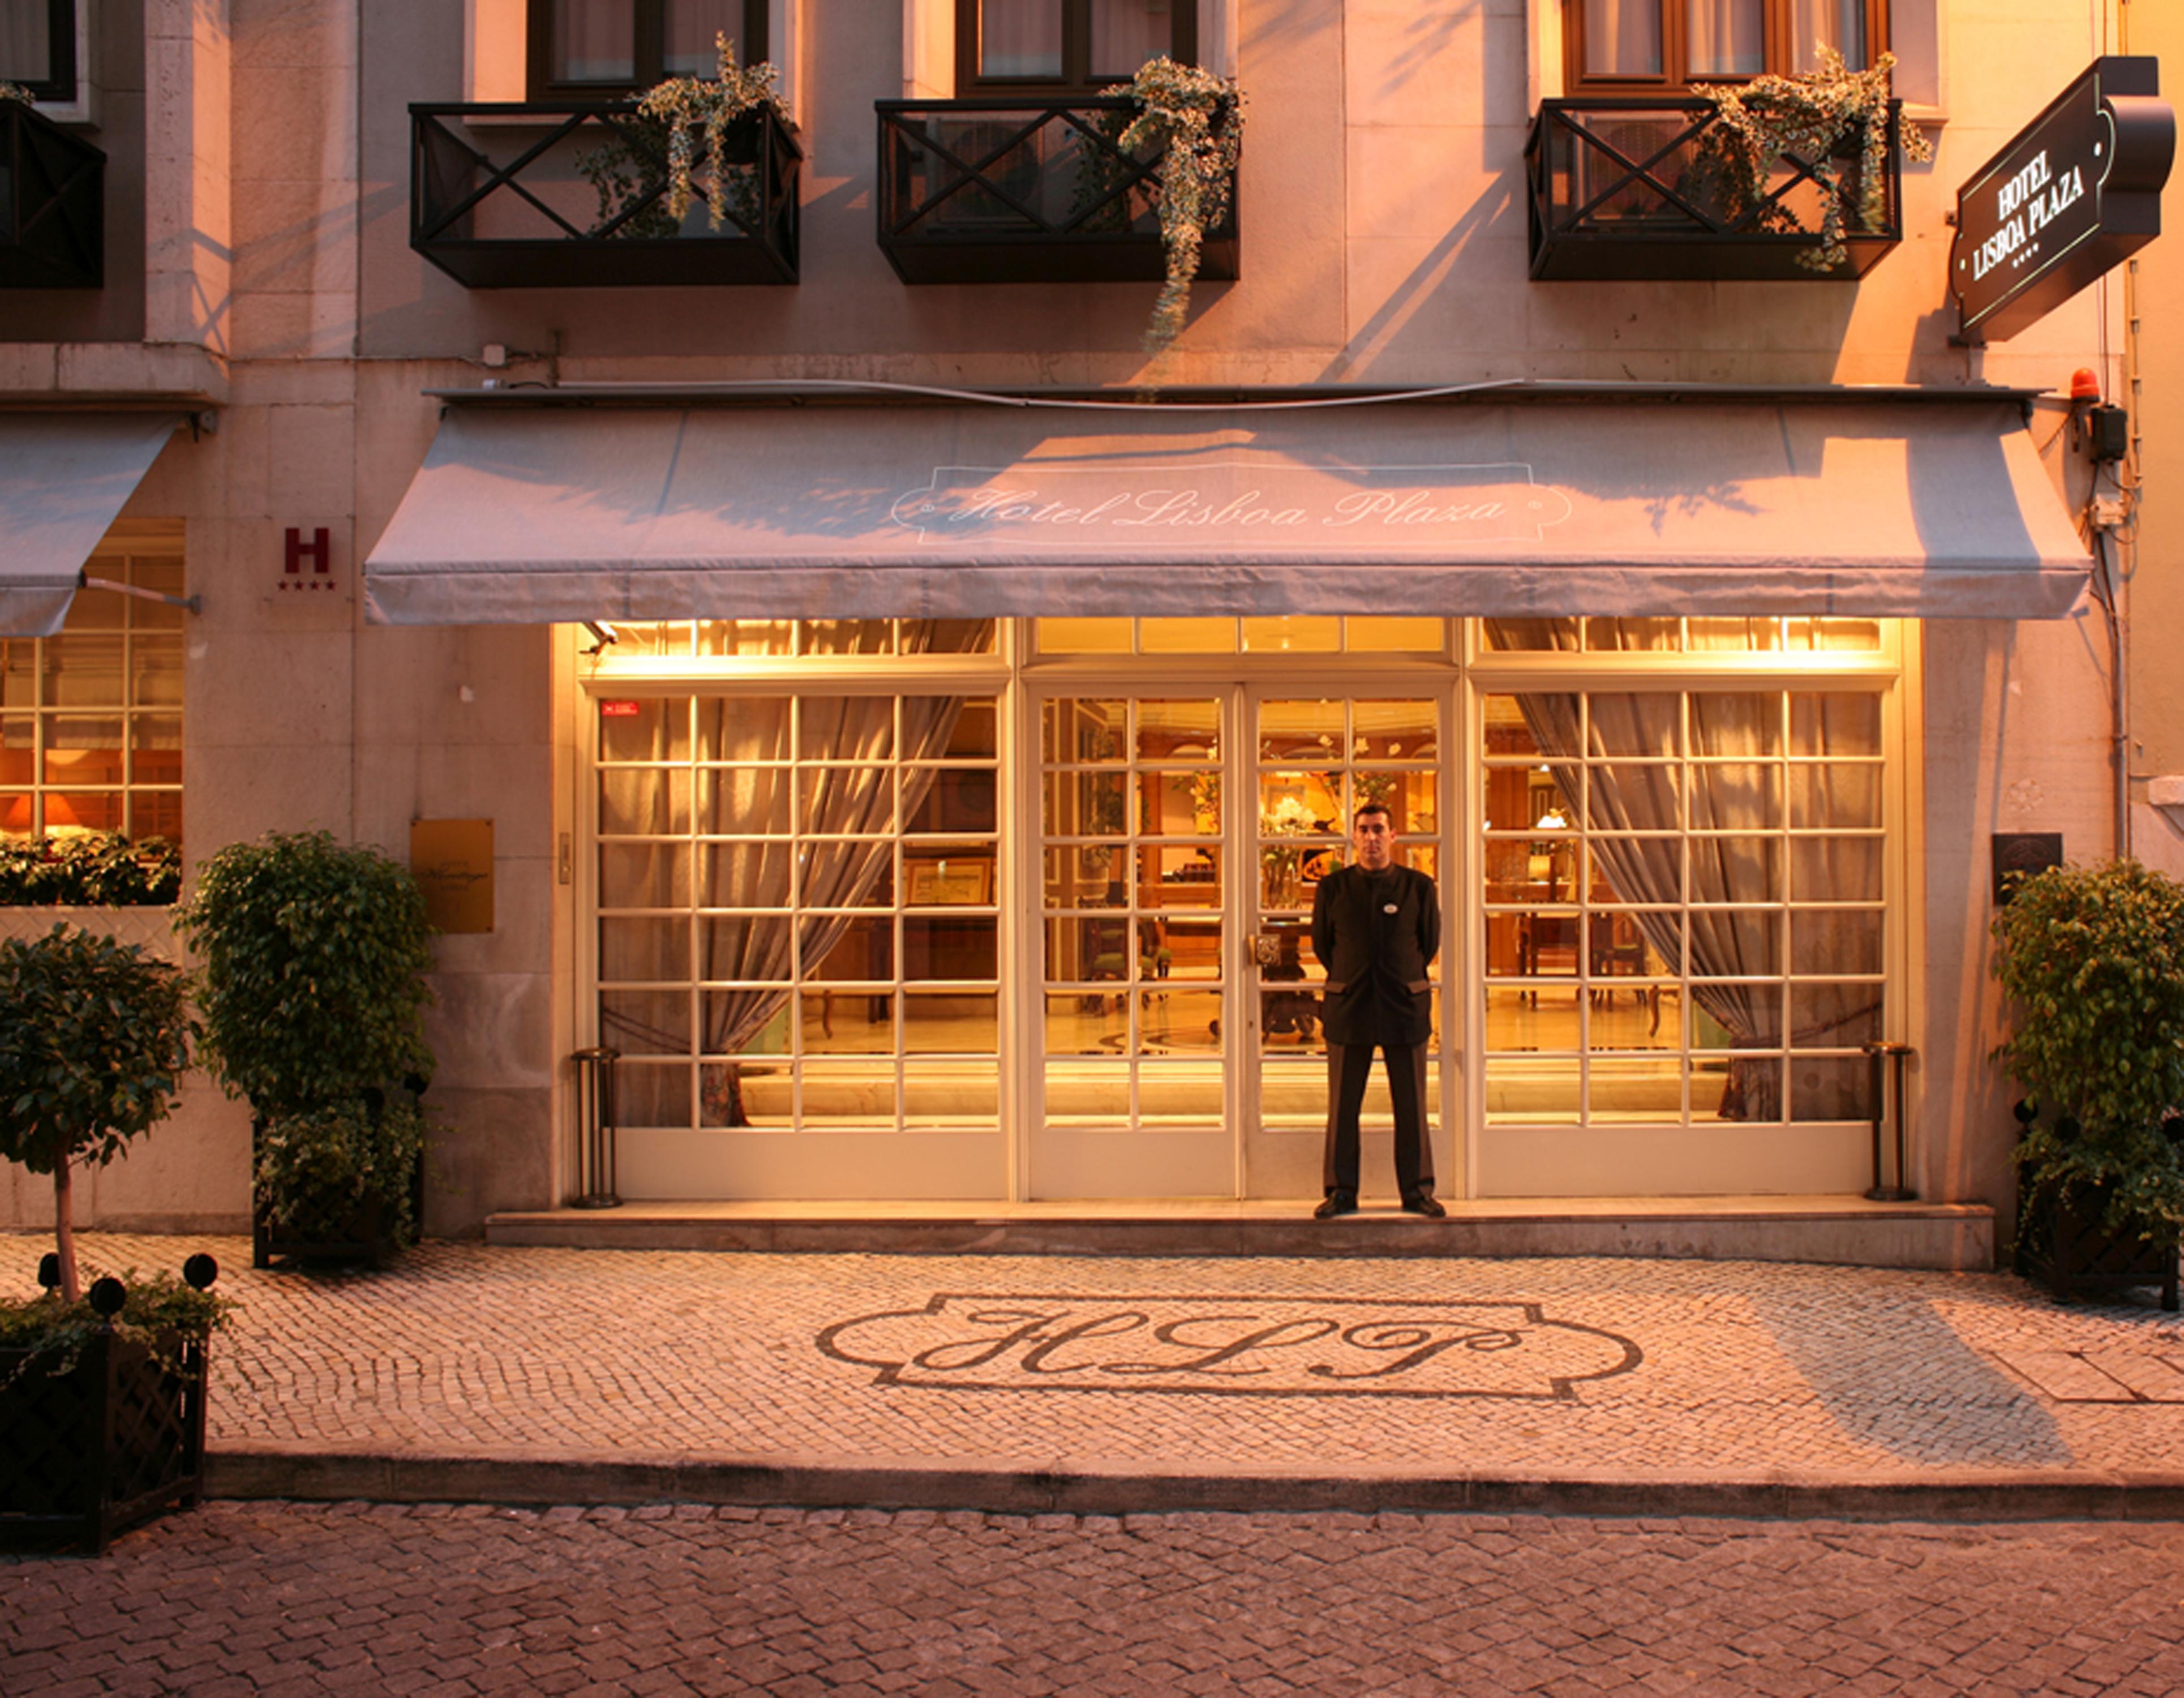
[0,82,32,106]
[1114,58,1243,356]
[577,34,788,238]
[1694,49,1932,273]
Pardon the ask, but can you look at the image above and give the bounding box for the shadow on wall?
[1752,1283,2073,1468]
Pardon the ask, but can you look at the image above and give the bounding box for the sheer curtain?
[1687,0,1763,76]
[978,0,1064,79]
[553,0,636,82]
[1089,0,1169,82]
[1484,618,1880,1121]
[0,0,49,84]
[1790,0,1867,70]
[1584,0,1662,78]
[665,0,745,74]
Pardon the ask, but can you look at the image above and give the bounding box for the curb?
[204,1446,2184,1524]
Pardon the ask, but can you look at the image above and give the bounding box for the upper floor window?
[0,0,76,104]
[1570,0,1883,90]
[527,0,768,97]
[958,0,1195,95]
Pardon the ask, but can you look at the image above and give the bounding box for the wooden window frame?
[525,0,769,98]
[1564,0,1887,93]
[954,0,1197,97]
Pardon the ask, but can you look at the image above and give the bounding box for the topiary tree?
[175,832,437,1251]
[0,925,196,1302]
[175,830,435,1118]
[1992,858,2184,1233]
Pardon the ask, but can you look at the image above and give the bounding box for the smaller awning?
[0,413,186,637]
[363,390,2092,623]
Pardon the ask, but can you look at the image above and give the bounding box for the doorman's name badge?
[1384,903,1399,914]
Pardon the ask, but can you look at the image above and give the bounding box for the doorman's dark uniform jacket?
[1310,863,1439,1045]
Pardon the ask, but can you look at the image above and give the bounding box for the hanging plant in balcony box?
[176,831,438,1268]
[0,83,30,105]
[1692,49,1931,272]
[0,923,223,1551]
[1115,58,1244,357]
[1992,859,2184,1306]
[578,33,788,239]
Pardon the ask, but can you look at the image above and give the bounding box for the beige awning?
[362,392,2091,623]
[0,413,186,637]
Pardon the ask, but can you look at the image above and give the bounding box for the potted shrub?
[0,922,225,1553]
[1992,859,2184,1309]
[175,831,437,1269]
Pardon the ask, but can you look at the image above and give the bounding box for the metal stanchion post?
[1863,1040,1915,1202]
[570,1046,622,1209]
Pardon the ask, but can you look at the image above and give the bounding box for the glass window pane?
[799,766,896,833]
[1140,619,1235,654]
[799,698,896,760]
[800,991,895,1054]
[1590,1057,1686,1121]
[906,1061,1001,1125]
[1048,991,1127,1055]
[665,0,743,74]
[699,843,791,908]
[698,766,792,835]
[48,792,122,833]
[1688,0,1763,75]
[1242,618,1340,654]
[1353,701,1436,761]
[1037,619,1132,654]
[906,992,997,1053]
[906,768,997,834]
[1688,764,1781,830]
[1794,981,1883,1050]
[1790,761,1881,829]
[1259,699,1342,762]
[1138,698,1220,760]
[601,768,690,836]
[1690,906,1782,974]
[1791,835,1882,901]
[554,0,636,81]
[0,1,52,83]
[979,0,1064,78]
[600,842,692,907]
[803,621,894,656]
[1791,1054,1874,1122]
[1348,618,1445,653]
[906,916,996,980]
[944,700,999,758]
[1044,697,1126,761]
[601,697,689,761]
[1140,990,1220,1054]
[1486,1053,1581,1123]
[1790,0,1867,72]
[1089,0,1170,80]
[1791,693,1882,758]
[44,634,125,706]
[621,1062,696,1129]
[692,620,787,656]
[1585,0,1662,77]
[1790,908,1882,976]
[130,634,184,707]
[1691,693,1781,757]
[1589,695,1681,758]
[600,990,693,1057]
[599,915,692,984]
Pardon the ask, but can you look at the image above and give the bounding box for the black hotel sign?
[1951,57,2174,344]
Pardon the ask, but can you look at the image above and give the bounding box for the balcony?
[876,96,1239,286]
[1525,98,1903,282]
[0,100,104,289]
[409,102,800,289]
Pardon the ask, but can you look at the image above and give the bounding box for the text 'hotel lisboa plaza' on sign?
[1951,57,2173,344]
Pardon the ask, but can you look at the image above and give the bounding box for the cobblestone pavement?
[10,1500,2184,1696]
[10,1234,2184,1493]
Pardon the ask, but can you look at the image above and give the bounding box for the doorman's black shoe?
[1314,1192,1357,1220]
[1402,1192,1447,1218]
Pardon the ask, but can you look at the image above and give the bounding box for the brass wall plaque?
[411,818,495,933]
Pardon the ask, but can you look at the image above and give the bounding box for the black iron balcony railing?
[410,101,800,288]
[876,96,1238,285]
[0,99,104,289]
[1526,97,1903,282]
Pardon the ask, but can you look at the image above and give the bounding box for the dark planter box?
[252,1118,424,1271]
[0,1330,208,1553]
[2015,1185,2181,1311]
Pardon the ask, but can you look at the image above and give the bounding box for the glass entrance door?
[1028,686,1449,1201]
[1245,692,1447,1200]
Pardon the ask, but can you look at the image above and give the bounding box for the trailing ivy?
[580,33,787,238]
[1115,58,1243,358]
[1992,859,2184,1233]
[0,833,182,906]
[1695,49,1932,273]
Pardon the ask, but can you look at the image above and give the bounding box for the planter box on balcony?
[0,1330,208,1553]
[0,100,103,289]
[877,97,1238,286]
[1525,97,1902,282]
[410,102,800,288]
